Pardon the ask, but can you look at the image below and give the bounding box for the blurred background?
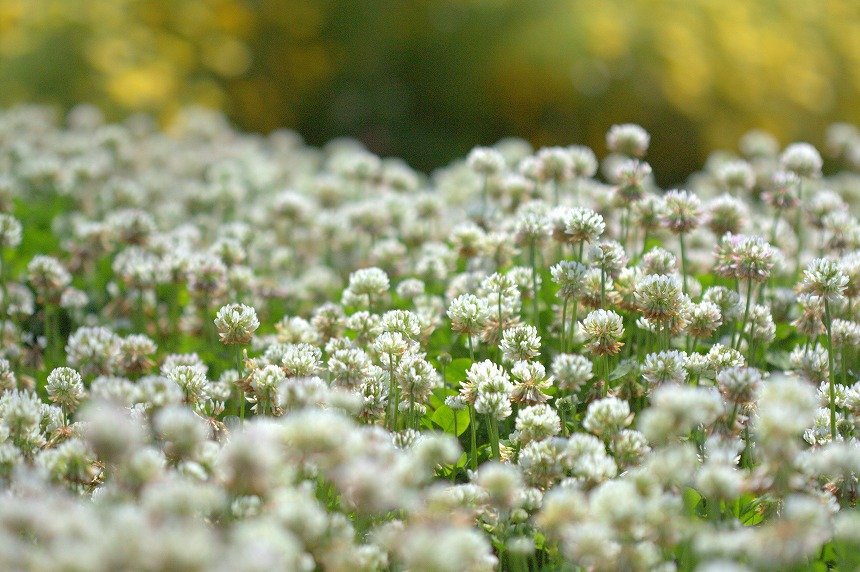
[1,0,859,183]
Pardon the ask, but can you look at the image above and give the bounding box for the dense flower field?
[1,104,860,570]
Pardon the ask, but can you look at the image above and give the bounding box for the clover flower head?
[802,257,849,303]
[0,214,22,249]
[588,240,627,275]
[634,274,684,323]
[551,353,593,393]
[583,397,632,436]
[607,123,650,157]
[500,325,541,363]
[214,303,260,345]
[660,189,702,234]
[642,350,688,386]
[65,326,123,377]
[346,266,390,299]
[716,159,755,193]
[46,367,85,413]
[714,234,776,283]
[567,145,598,178]
[536,146,573,183]
[516,404,561,444]
[641,247,677,276]
[707,193,748,236]
[716,366,762,405]
[167,364,209,406]
[613,159,652,204]
[563,207,605,244]
[510,360,552,405]
[780,142,823,178]
[28,254,72,302]
[467,146,506,175]
[683,300,722,338]
[550,260,588,301]
[707,344,746,374]
[447,294,491,336]
[580,309,624,356]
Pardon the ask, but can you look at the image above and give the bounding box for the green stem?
[825,298,837,440]
[487,414,500,460]
[679,232,689,295]
[469,406,478,471]
[235,344,245,423]
[560,297,568,354]
[568,299,579,354]
[530,240,540,329]
[600,269,606,309]
[793,179,804,282]
[734,280,753,352]
[770,208,781,245]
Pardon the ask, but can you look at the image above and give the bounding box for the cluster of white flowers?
[0,106,860,569]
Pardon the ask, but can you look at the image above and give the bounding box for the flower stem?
[235,344,245,423]
[679,232,689,295]
[486,414,500,460]
[469,406,478,471]
[734,280,753,352]
[824,298,838,440]
[560,298,568,354]
[530,240,540,329]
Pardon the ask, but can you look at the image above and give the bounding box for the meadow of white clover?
[3,104,860,571]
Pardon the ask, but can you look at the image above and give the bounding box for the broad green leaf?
[445,358,472,386]
[609,361,634,381]
[431,404,470,436]
[766,350,792,370]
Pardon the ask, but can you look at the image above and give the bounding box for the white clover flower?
[448,294,490,335]
[780,142,823,178]
[167,364,209,406]
[0,213,22,249]
[214,303,260,345]
[579,309,624,356]
[381,309,422,339]
[583,397,632,437]
[551,260,588,301]
[634,274,684,323]
[395,353,439,404]
[659,189,702,234]
[707,343,746,374]
[551,353,593,394]
[802,257,848,303]
[607,123,650,157]
[564,433,617,481]
[66,326,123,378]
[642,350,688,386]
[46,367,85,414]
[567,145,598,178]
[707,193,749,236]
[515,404,561,444]
[500,325,541,363]
[683,300,722,338]
[345,267,390,310]
[639,385,723,443]
[716,366,762,405]
[28,254,72,302]
[328,347,374,389]
[641,246,677,276]
[467,146,506,175]
[280,343,322,377]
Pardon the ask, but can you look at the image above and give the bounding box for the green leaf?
[682,487,702,517]
[445,358,472,385]
[609,361,634,381]
[766,350,792,370]
[431,404,470,436]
